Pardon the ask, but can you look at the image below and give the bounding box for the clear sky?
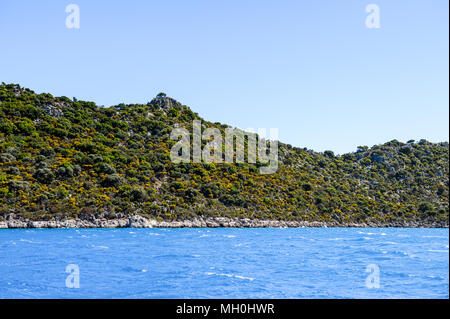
[0,0,448,154]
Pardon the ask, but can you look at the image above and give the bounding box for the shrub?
[219,194,245,206]
[399,146,412,155]
[56,166,74,178]
[0,120,16,134]
[183,187,199,202]
[418,202,435,214]
[77,141,97,153]
[0,153,16,163]
[130,187,148,202]
[200,182,221,198]
[73,165,81,176]
[152,162,165,172]
[36,161,49,169]
[34,155,47,163]
[6,167,20,175]
[103,174,125,187]
[88,154,104,163]
[5,146,19,155]
[34,168,54,184]
[15,118,35,134]
[8,180,30,191]
[36,194,48,204]
[324,150,335,158]
[40,148,55,158]
[171,181,185,190]
[56,187,69,199]
[94,162,116,174]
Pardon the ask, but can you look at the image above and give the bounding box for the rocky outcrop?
[0,216,447,229]
[149,96,181,111]
[42,105,64,118]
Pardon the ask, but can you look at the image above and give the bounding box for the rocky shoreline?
[0,215,447,229]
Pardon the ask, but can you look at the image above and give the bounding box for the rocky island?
[0,83,448,228]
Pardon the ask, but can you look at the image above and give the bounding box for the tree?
[357,146,369,153]
[156,92,166,98]
[324,150,335,158]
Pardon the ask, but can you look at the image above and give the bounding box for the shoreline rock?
[0,216,447,229]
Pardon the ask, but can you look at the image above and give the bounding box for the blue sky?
[0,0,448,154]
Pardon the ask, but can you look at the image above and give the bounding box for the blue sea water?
[0,228,448,299]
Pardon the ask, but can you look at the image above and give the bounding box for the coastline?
[0,215,447,229]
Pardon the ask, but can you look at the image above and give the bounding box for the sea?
[0,227,448,298]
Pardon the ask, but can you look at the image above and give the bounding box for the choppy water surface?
[0,228,448,298]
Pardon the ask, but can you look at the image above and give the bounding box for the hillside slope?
[0,83,448,226]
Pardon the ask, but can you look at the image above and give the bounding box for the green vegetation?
[0,83,448,225]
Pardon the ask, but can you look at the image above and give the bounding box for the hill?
[0,83,448,227]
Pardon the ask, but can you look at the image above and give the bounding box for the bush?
[40,148,55,158]
[34,168,54,184]
[77,141,97,154]
[73,165,81,176]
[5,146,19,155]
[103,174,125,187]
[324,150,335,158]
[219,194,245,206]
[56,166,74,178]
[15,118,35,134]
[418,202,435,214]
[0,153,16,163]
[57,187,69,199]
[183,187,199,202]
[8,180,30,191]
[6,167,20,175]
[94,162,116,174]
[171,181,185,190]
[130,187,148,202]
[0,120,16,134]
[88,154,104,163]
[399,146,412,155]
[200,182,221,198]
[152,162,165,172]
[36,161,49,169]
[34,155,47,163]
